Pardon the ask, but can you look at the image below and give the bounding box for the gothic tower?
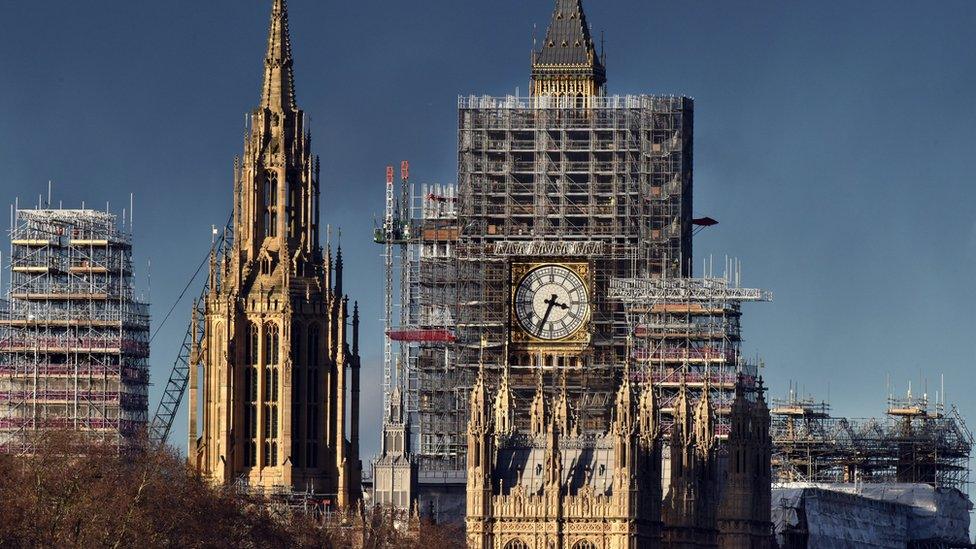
[531,0,607,102]
[188,0,361,508]
[717,378,774,548]
[663,382,719,547]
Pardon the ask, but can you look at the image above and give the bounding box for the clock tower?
[460,0,693,545]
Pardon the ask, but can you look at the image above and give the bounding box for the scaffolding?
[609,270,771,437]
[373,163,463,472]
[770,389,973,492]
[449,93,695,462]
[400,181,461,468]
[372,94,698,517]
[0,208,150,454]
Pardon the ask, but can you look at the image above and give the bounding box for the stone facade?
[465,367,771,548]
[188,0,361,508]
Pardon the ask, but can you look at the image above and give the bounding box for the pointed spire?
[695,381,715,454]
[638,381,657,440]
[530,371,547,437]
[673,380,693,447]
[325,244,333,290]
[614,369,634,434]
[532,0,606,95]
[389,385,403,423]
[261,0,297,111]
[352,301,360,356]
[554,372,571,436]
[469,359,490,432]
[334,243,344,298]
[337,296,347,360]
[494,362,513,437]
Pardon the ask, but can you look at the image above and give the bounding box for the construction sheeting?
[772,483,972,547]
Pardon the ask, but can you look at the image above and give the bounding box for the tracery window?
[243,322,259,467]
[263,322,280,466]
[287,177,298,239]
[572,541,595,549]
[504,540,527,549]
[264,171,278,238]
[306,323,321,461]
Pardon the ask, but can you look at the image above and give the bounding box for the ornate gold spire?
[493,363,513,437]
[262,0,297,111]
[531,0,606,101]
[553,373,571,436]
[530,371,547,437]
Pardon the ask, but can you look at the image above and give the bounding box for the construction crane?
[148,216,233,446]
[374,162,413,415]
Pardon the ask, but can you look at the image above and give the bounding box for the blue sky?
[1,1,975,465]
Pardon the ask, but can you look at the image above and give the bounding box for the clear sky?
[1,1,975,467]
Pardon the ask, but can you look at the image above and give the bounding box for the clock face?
[514,265,589,341]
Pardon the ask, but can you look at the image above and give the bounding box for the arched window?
[264,171,278,238]
[287,177,298,239]
[291,323,303,464]
[262,323,280,467]
[244,322,259,467]
[265,323,279,366]
[246,440,257,467]
[263,403,278,437]
[247,323,259,365]
[307,324,320,366]
[504,540,528,549]
[572,541,596,549]
[306,441,318,468]
[306,323,321,452]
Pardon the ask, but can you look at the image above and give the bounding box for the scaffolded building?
[373,176,464,514]
[771,390,973,490]
[609,273,772,438]
[0,208,150,454]
[373,6,777,544]
[372,93,698,519]
[453,92,695,453]
[769,390,973,546]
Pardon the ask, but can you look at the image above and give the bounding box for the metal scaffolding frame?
[0,208,149,454]
[404,93,695,471]
[771,390,973,492]
[609,270,771,438]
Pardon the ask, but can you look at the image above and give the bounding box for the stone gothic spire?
[638,381,657,441]
[493,363,514,437]
[234,0,318,269]
[191,0,359,510]
[553,373,571,436]
[262,0,297,111]
[612,376,633,440]
[531,0,606,99]
[530,372,547,437]
[695,382,715,455]
[469,361,491,435]
[673,381,693,447]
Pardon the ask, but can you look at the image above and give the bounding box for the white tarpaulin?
[772,483,972,547]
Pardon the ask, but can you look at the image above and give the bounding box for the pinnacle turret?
[262,0,297,111]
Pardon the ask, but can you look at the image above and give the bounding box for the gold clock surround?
[510,261,591,348]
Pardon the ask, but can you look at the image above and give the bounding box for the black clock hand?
[538,294,569,332]
[537,294,558,332]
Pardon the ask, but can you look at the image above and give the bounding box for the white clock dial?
[514,265,589,341]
